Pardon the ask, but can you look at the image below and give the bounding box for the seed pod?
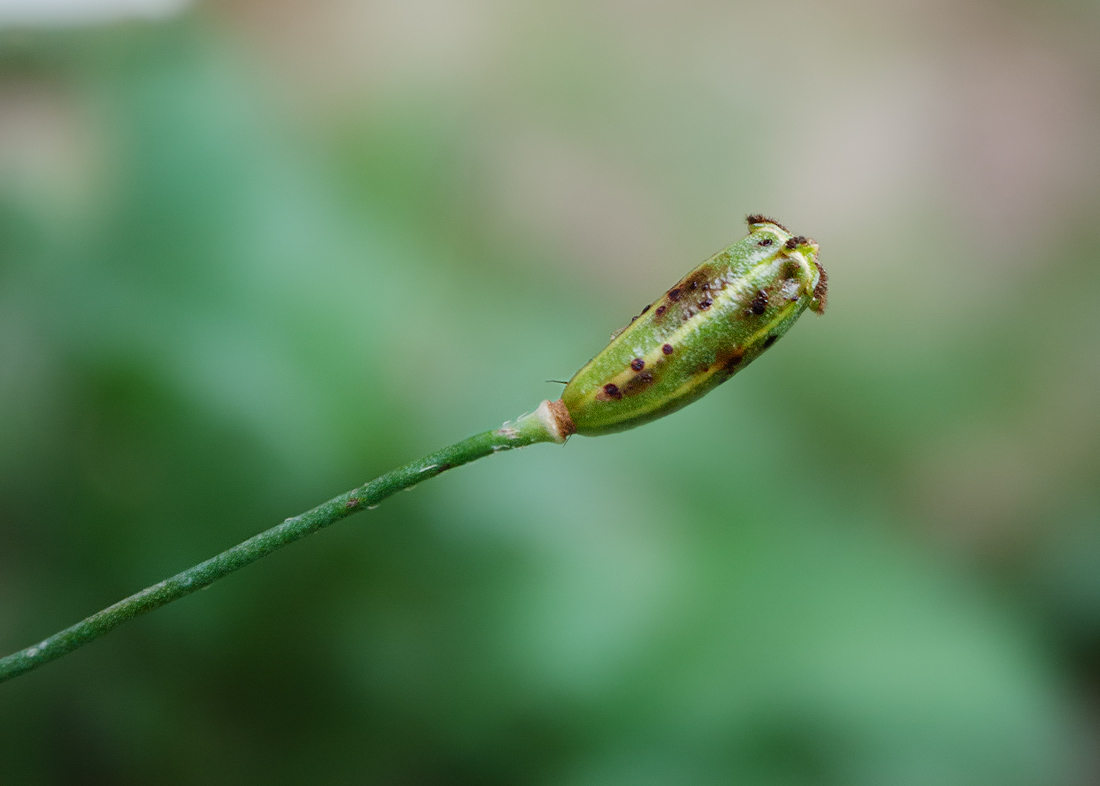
[560,215,826,436]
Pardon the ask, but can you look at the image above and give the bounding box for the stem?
[0,400,574,684]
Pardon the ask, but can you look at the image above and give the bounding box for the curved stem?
[0,401,573,684]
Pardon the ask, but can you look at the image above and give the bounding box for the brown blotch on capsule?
[750,290,768,315]
[668,288,682,301]
[641,304,650,314]
[699,296,713,310]
[763,334,778,348]
[662,343,674,355]
[631,357,645,371]
[684,271,710,292]
[622,371,655,396]
[655,305,667,317]
[758,238,774,247]
[718,347,744,374]
[601,383,623,401]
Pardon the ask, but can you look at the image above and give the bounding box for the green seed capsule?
[560,215,827,436]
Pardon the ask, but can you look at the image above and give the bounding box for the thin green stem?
[0,402,571,684]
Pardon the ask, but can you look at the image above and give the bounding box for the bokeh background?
[2,0,1099,783]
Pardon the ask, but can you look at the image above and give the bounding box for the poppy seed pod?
[559,215,826,437]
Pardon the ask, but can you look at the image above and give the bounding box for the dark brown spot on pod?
[759,238,773,246]
[631,357,645,371]
[641,304,650,314]
[689,281,698,291]
[630,315,638,323]
[712,345,744,375]
[751,290,768,315]
[662,343,674,355]
[668,288,682,301]
[699,296,713,310]
[602,383,623,400]
[655,305,667,316]
[622,370,655,396]
[763,334,777,348]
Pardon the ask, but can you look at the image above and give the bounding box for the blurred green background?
[1,0,1098,783]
